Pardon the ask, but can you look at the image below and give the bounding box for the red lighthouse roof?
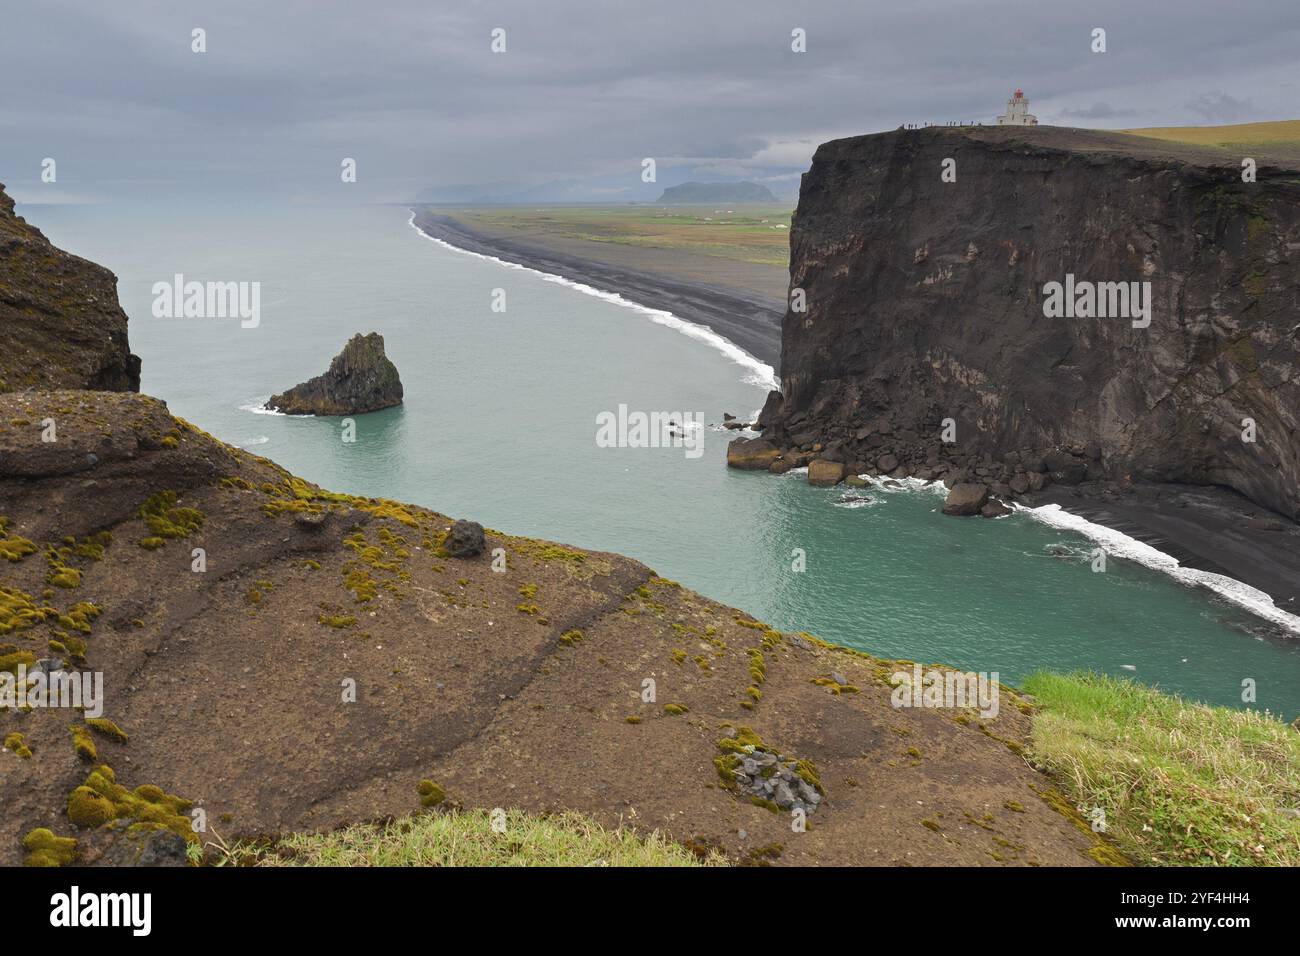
[1013,88,1024,99]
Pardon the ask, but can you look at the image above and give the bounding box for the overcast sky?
[3,0,1298,203]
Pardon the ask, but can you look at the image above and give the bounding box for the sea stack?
[265,332,403,416]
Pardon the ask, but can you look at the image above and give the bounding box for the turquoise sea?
[26,200,1300,718]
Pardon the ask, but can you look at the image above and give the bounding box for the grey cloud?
[2,0,1298,202]
[1186,92,1259,124]
[1055,103,1139,120]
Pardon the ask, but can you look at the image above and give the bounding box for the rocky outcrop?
[807,459,845,487]
[943,483,989,516]
[0,183,140,393]
[446,519,485,557]
[726,437,782,470]
[757,126,1300,519]
[266,332,403,416]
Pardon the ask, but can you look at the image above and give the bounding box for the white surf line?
[240,401,284,417]
[857,473,1299,633]
[863,474,948,497]
[1016,501,1300,636]
[407,213,779,392]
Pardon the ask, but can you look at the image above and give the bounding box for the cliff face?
[0,184,140,393]
[765,127,1300,518]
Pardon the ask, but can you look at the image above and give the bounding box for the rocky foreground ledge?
[0,389,1113,867]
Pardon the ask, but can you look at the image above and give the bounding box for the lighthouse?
[996,89,1038,126]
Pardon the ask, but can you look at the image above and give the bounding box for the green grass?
[1118,119,1300,169]
[450,205,794,266]
[251,807,723,867]
[1023,671,1300,867]
[1121,119,1300,150]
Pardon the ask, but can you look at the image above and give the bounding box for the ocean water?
[26,200,1300,719]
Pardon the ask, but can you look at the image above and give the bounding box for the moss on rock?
[22,828,77,867]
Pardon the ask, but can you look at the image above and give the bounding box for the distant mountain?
[656,181,778,203]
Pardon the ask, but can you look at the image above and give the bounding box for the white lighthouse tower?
[996,89,1038,126]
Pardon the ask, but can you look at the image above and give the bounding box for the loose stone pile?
[717,730,825,816]
[733,750,822,815]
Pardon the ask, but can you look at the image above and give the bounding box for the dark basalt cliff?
[757,127,1300,518]
[0,184,140,393]
[266,332,403,416]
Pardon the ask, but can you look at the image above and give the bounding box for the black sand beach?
[412,208,1299,627]
[411,210,785,369]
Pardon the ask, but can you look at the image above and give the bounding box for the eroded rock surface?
[0,184,140,393]
[760,126,1300,519]
[266,332,403,416]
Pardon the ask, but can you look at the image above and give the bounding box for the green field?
[447,204,794,267]
[1120,119,1300,166]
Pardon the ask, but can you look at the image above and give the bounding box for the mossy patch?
[56,601,100,634]
[22,828,77,867]
[139,490,205,542]
[85,717,129,743]
[1,586,54,635]
[65,765,197,844]
[0,517,38,562]
[72,531,112,561]
[67,785,116,827]
[510,539,587,565]
[318,613,357,629]
[69,724,97,761]
[4,731,32,758]
[343,567,378,603]
[0,648,39,674]
[793,758,825,795]
[417,779,446,808]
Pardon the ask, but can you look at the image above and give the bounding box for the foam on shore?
[240,401,284,417]
[407,213,779,391]
[1018,502,1300,636]
[859,474,1299,634]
